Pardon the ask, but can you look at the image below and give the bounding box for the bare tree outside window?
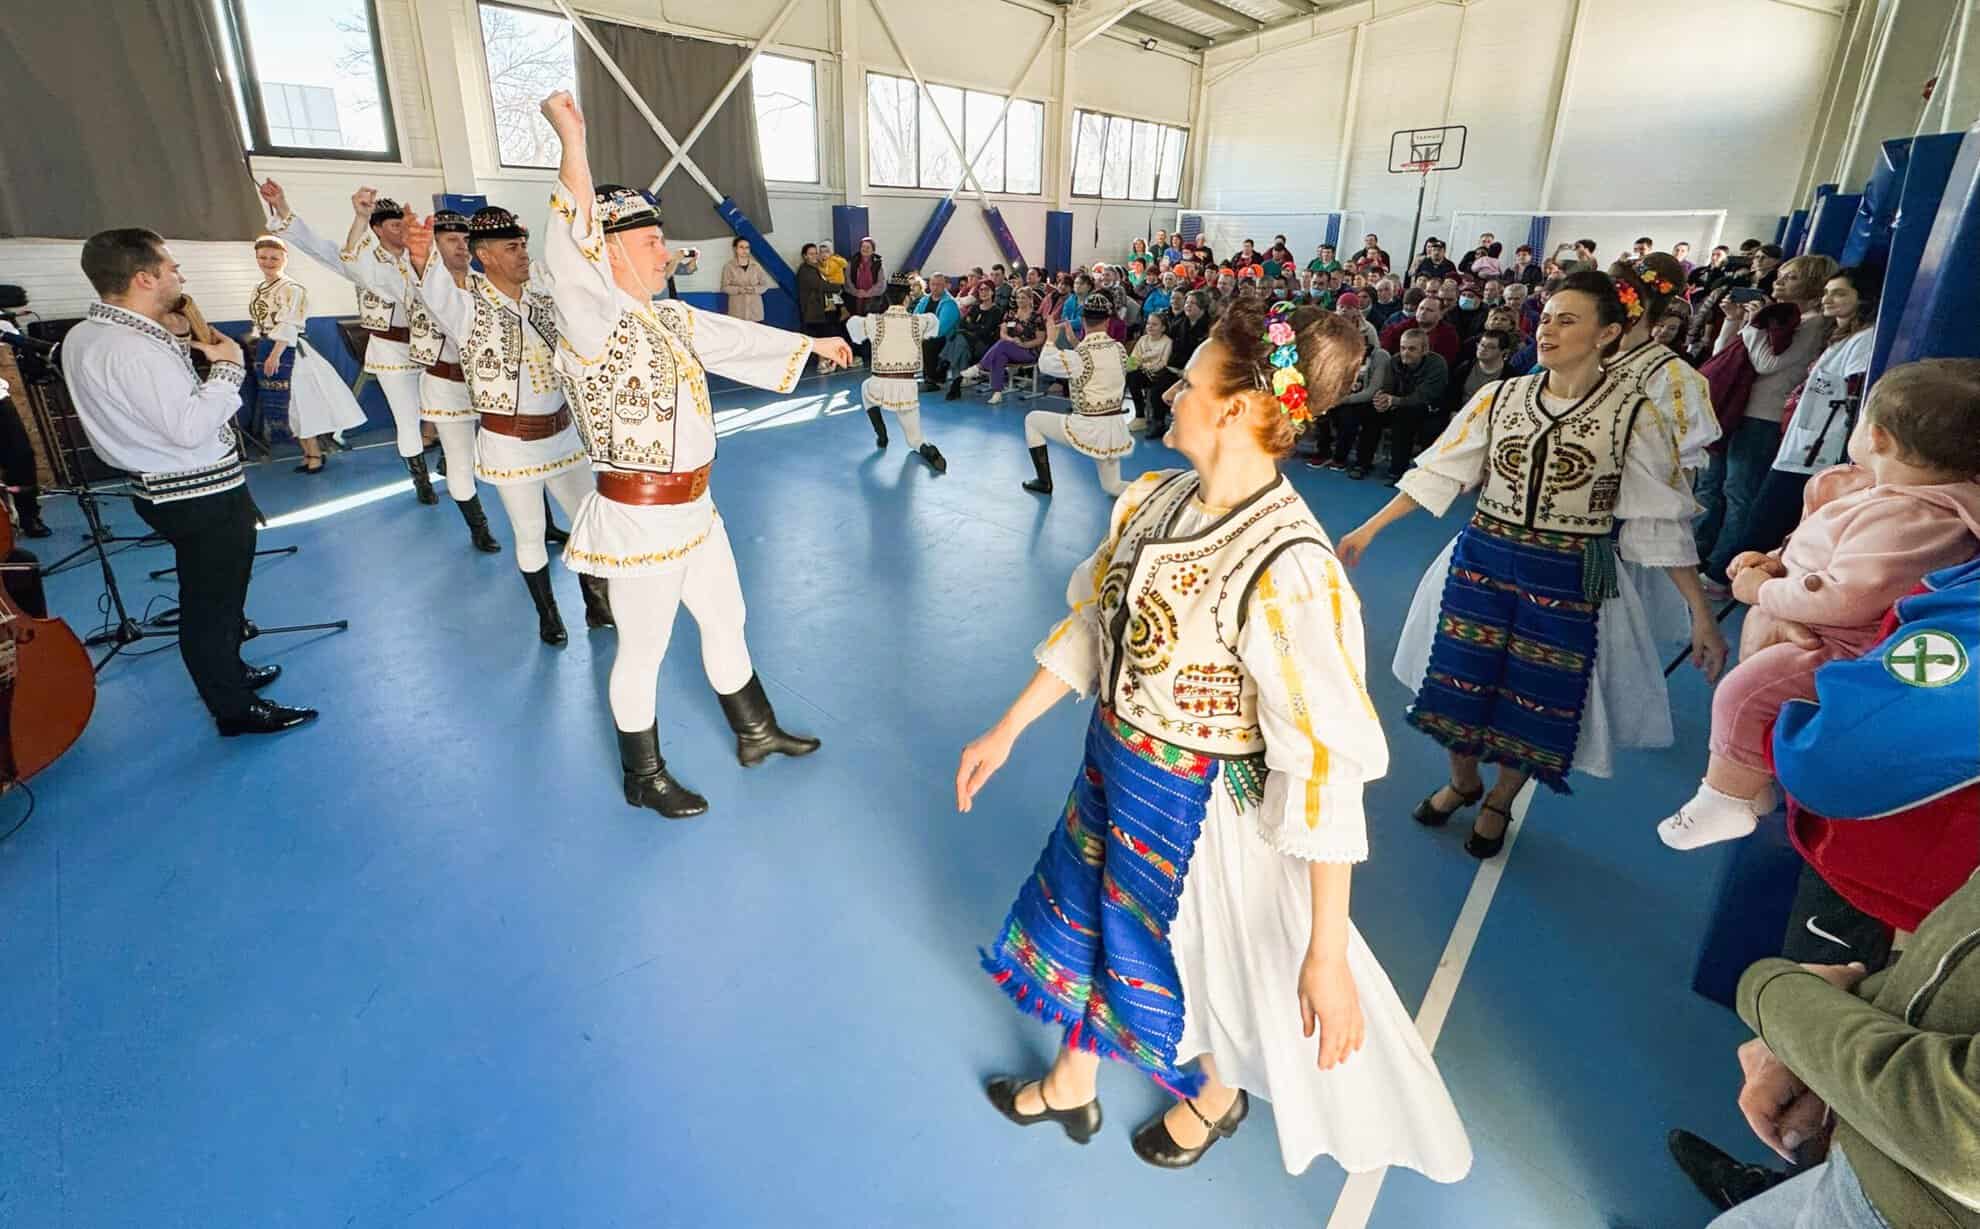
[868,74,918,187]
[1071,108,1187,202]
[224,0,395,156]
[752,54,817,183]
[478,3,576,169]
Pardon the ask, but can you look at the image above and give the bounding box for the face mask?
[1459,296,1478,310]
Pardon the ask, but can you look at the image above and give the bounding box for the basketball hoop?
[1387,124,1468,273]
[1405,159,1439,177]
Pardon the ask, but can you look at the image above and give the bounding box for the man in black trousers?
[62,229,315,736]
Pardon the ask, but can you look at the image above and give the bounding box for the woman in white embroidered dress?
[245,236,366,474]
[959,300,1471,1180]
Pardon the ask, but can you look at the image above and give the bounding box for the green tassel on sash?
[1581,533,1620,603]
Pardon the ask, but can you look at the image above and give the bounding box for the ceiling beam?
[1170,0,1266,30]
[1063,0,1160,51]
[1117,11,1214,47]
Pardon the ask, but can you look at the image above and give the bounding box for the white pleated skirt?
[472,421,587,488]
[287,345,370,439]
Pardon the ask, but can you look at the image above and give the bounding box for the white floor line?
[1323,779,1537,1229]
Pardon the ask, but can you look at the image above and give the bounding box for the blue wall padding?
[1526,215,1550,261]
[1806,191,1861,258]
[901,197,958,274]
[1324,213,1341,248]
[1880,125,1980,378]
[1773,215,1789,245]
[832,205,870,260]
[1782,209,1810,255]
[1870,130,1967,383]
[1799,184,1837,254]
[1691,814,1805,1008]
[982,207,1025,268]
[715,196,795,299]
[1044,210,1073,275]
[1844,138,1912,266]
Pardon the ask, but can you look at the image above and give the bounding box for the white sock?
[1658,781,1776,851]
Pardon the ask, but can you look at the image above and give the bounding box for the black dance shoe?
[521,567,567,647]
[866,406,889,449]
[405,455,438,505]
[1131,1090,1249,1168]
[1022,444,1053,495]
[1667,1129,1790,1212]
[578,574,614,629]
[454,494,502,554]
[917,443,948,474]
[242,663,282,691]
[1466,802,1514,859]
[717,673,820,766]
[216,699,318,737]
[616,726,707,819]
[1412,781,1484,828]
[984,1076,1102,1145]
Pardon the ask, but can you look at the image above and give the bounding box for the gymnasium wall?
[0,0,1199,324]
[1197,0,1849,263]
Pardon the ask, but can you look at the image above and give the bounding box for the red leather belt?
[365,325,412,343]
[478,406,572,441]
[595,465,711,506]
[426,359,465,382]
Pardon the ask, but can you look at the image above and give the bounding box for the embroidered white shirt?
[62,303,244,476]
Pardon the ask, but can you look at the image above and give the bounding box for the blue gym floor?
[7,371,1762,1228]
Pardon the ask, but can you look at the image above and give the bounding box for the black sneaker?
[1667,1130,1790,1212]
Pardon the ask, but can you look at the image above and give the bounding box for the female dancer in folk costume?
[1338,272,1729,859]
[260,181,440,504]
[245,235,366,474]
[844,275,947,473]
[406,205,612,644]
[540,91,838,820]
[1022,295,1134,497]
[961,300,1472,1179]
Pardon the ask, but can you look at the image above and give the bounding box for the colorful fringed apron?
[982,706,1262,1097]
[255,339,295,443]
[1407,514,1602,792]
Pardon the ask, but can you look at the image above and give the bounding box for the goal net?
[1449,209,1728,273]
[1174,211,1339,266]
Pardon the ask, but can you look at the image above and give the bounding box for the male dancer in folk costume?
[1023,294,1134,496]
[406,209,501,553]
[539,90,843,819]
[844,275,947,474]
[405,205,611,644]
[260,182,439,503]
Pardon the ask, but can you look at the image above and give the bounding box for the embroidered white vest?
[869,308,922,377]
[1474,370,1646,535]
[1096,470,1330,756]
[1072,334,1128,417]
[247,277,301,336]
[408,295,449,366]
[565,298,711,474]
[458,275,564,416]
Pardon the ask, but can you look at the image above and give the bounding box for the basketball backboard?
[1388,125,1468,174]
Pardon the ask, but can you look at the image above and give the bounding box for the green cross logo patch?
[1883,630,1967,688]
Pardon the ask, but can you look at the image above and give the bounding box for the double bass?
[0,510,92,787]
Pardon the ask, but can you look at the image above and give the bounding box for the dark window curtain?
[0,2,262,240]
[574,23,773,241]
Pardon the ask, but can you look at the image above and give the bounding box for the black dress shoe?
[1131,1090,1249,1168]
[1466,802,1514,859]
[917,443,948,474]
[216,699,318,737]
[984,1076,1102,1144]
[1667,1129,1790,1212]
[242,663,282,691]
[1412,781,1484,828]
[20,516,51,539]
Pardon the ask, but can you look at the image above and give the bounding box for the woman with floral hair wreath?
[962,298,1472,1180]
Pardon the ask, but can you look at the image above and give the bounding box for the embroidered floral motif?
[561,523,714,568]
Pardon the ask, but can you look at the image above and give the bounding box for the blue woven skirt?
[1407,515,1601,793]
[255,339,295,442]
[981,706,1244,1097]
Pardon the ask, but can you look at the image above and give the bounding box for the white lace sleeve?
[1398,379,1499,517]
[1616,394,1701,567]
[1242,543,1384,863]
[1643,358,1719,474]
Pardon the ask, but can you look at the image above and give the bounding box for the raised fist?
[352,187,379,218]
[404,213,434,270]
[540,90,583,136]
[258,179,290,220]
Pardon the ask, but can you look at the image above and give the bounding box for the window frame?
[1069,108,1188,204]
[474,0,577,172]
[863,70,1044,198]
[750,52,821,185]
[215,0,402,163]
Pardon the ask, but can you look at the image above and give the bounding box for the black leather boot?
[1022,444,1053,494]
[405,454,438,505]
[578,573,614,629]
[916,442,948,474]
[543,492,569,546]
[521,566,567,646]
[616,725,708,818]
[454,494,501,553]
[717,673,820,766]
[866,406,888,448]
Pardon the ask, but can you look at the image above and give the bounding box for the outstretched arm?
[544,91,592,239]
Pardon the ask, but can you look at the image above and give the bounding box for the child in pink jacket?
[1660,358,1980,849]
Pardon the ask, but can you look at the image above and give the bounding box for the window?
[478,2,576,169]
[214,0,398,159]
[1070,110,1188,202]
[865,71,1043,194]
[752,54,818,183]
